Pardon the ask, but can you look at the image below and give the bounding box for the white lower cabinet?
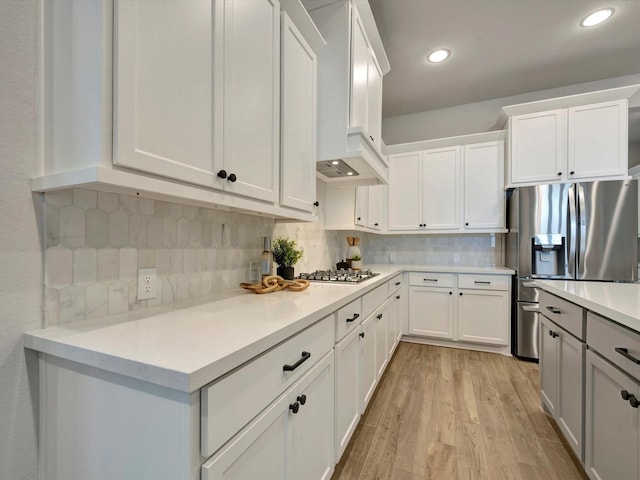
[585,349,640,480]
[334,327,361,460]
[409,286,455,339]
[539,314,585,461]
[457,288,509,346]
[202,351,334,480]
[360,313,377,411]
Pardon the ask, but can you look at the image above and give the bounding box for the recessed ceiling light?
[427,49,450,63]
[346,172,354,176]
[331,160,339,165]
[580,8,614,27]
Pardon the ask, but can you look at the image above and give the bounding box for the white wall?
[382,73,640,145]
[0,1,42,479]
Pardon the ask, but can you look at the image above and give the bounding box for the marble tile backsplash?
[44,185,503,325]
[44,189,273,325]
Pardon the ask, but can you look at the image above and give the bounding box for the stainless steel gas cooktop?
[297,269,379,284]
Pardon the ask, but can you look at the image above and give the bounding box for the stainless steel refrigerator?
[505,180,638,360]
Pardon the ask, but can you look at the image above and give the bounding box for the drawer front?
[363,284,388,319]
[588,311,640,381]
[387,274,403,297]
[458,274,510,291]
[336,298,363,341]
[201,315,334,458]
[538,289,584,340]
[408,272,455,288]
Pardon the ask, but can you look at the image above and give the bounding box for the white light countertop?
[536,280,640,333]
[24,264,513,393]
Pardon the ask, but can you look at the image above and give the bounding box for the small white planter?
[351,260,362,270]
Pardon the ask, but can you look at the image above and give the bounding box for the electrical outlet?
[249,261,259,283]
[453,254,460,264]
[389,253,396,262]
[137,268,157,300]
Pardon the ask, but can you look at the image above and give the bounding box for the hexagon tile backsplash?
[44,188,275,325]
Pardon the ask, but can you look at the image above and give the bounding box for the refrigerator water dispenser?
[531,234,565,276]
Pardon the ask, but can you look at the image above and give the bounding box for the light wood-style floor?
[332,342,588,480]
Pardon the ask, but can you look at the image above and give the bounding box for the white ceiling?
[369,0,640,118]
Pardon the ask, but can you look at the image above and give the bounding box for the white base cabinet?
[203,352,334,480]
[407,272,511,351]
[585,350,640,480]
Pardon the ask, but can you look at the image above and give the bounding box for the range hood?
[316,128,389,185]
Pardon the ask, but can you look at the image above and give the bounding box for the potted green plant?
[350,254,362,271]
[271,237,303,280]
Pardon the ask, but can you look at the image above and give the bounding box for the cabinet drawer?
[363,284,387,319]
[588,311,640,381]
[458,274,510,291]
[538,290,584,340]
[336,298,363,341]
[388,274,403,296]
[201,315,334,458]
[408,272,454,288]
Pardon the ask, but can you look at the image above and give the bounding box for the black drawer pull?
[548,330,559,338]
[474,281,491,285]
[423,278,438,282]
[395,282,401,286]
[376,313,383,320]
[359,332,365,338]
[283,351,311,371]
[615,347,640,364]
[346,313,360,323]
[545,306,561,315]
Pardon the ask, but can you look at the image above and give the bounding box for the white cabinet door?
[349,7,370,130]
[568,99,628,180]
[366,53,383,149]
[334,327,361,460]
[222,0,280,202]
[557,328,585,461]
[422,146,460,230]
[366,185,383,230]
[408,286,455,339]
[585,350,639,480]
[359,315,377,412]
[388,152,421,230]
[114,0,217,187]
[280,12,317,212]
[288,353,335,480]
[374,305,388,379]
[539,315,559,417]
[202,388,288,480]
[457,289,509,346]
[355,186,368,227]
[388,292,401,356]
[509,109,567,184]
[463,141,505,229]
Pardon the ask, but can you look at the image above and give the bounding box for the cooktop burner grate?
[297,269,379,284]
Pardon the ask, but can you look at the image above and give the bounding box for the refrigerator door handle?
[567,185,577,277]
[521,304,539,313]
[577,183,587,277]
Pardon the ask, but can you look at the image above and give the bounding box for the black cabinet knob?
[622,390,631,400]
[449,292,453,295]
[297,394,307,405]
[217,169,227,179]
[289,402,299,414]
[357,217,361,221]
[376,313,383,320]
[557,172,562,176]
[374,223,379,226]
[396,295,400,299]
[459,292,463,296]
[570,171,575,175]
[228,173,237,182]
[359,332,365,338]
[370,135,374,141]
[465,222,469,226]
[313,201,319,207]
[631,396,640,408]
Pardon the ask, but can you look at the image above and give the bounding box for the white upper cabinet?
[463,141,505,229]
[280,11,317,212]
[38,0,321,222]
[504,85,640,187]
[421,146,460,230]
[387,151,421,231]
[386,132,506,233]
[219,0,281,202]
[308,0,390,184]
[114,0,216,187]
[508,109,567,185]
[568,100,628,180]
[116,0,280,202]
